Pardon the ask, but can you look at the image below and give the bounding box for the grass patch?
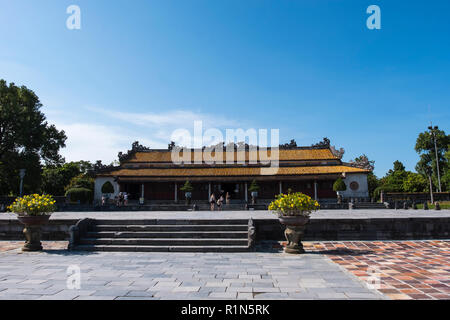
[416,201,450,210]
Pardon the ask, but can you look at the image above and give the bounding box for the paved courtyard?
[0,241,384,300]
[0,240,448,300]
[1,209,449,221]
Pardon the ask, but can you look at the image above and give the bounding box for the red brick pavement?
[0,241,67,252]
[301,240,450,300]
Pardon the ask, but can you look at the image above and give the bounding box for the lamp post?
[428,125,442,193]
[19,169,26,197]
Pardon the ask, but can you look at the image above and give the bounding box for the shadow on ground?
[255,242,374,256]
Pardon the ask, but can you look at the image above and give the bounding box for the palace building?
[93,144,370,205]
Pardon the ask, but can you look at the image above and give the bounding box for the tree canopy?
[0,80,66,195]
[374,160,409,198]
[41,161,94,196]
[442,148,450,191]
[415,127,449,191]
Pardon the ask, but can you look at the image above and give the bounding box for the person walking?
[124,192,129,206]
[210,193,216,211]
[217,194,224,211]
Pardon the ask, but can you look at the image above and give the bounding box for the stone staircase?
[69,219,255,252]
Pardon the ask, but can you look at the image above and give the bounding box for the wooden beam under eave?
[116,174,342,183]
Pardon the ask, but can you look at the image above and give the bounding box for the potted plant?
[180,181,194,205]
[269,191,320,254]
[333,177,347,204]
[7,194,57,251]
[248,180,260,204]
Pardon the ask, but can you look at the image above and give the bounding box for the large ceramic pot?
[278,215,310,254]
[17,215,51,252]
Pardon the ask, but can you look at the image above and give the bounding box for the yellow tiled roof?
[126,148,338,163]
[98,165,368,177]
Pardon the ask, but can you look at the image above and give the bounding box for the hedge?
[65,187,93,204]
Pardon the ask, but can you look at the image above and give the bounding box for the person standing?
[210,193,216,211]
[118,192,124,207]
[225,192,231,205]
[217,195,224,211]
[124,192,128,206]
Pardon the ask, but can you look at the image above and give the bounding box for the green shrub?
[64,174,94,192]
[333,178,347,192]
[248,180,260,192]
[65,187,93,204]
[180,180,193,192]
[101,181,114,194]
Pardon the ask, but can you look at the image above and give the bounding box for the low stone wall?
[384,192,450,203]
[54,202,348,212]
[1,217,449,242]
[0,219,77,240]
[256,218,450,241]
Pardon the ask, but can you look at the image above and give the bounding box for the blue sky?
[0,0,449,177]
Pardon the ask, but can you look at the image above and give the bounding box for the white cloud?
[54,123,126,164]
[48,107,249,164]
[52,122,159,164]
[87,107,240,128]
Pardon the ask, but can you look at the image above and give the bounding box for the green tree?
[333,178,346,192]
[367,172,380,199]
[65,174,94,192]
[442,148,450,191]
[349,154,378,198]
[374,161,408,198]
[0,80,66,195]
[415,127,449,191]
[403,172,427,192]
[41,161,92,196]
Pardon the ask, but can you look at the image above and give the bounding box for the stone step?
[79,238,249,246]
[93,219,249,226]
[94,224,249,232]
[72,244,251,252]
[85,231,249,239]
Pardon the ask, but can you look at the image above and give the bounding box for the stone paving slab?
[0,242,383,300]
[1,240,449,300]
[1,209,449,221]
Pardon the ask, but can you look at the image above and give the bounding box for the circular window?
[350,181,359,191]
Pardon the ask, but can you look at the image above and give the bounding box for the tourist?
[217,195,224,211]
[124,192,128,206]
[101,195,106,206]
[210,193,216,211]
[226,192,231,205]
[118,192,124,207]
